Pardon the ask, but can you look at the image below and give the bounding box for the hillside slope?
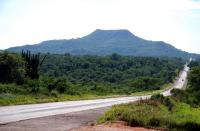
[7,29,199,58]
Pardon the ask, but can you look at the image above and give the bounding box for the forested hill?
[7,29,200,59]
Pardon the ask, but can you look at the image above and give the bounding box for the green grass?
[0,83,124,105]
[98,98,200,130]
[131,83,172,96]
[0,82,173,106]
[0,93,117,106]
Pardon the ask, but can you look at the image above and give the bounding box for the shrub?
[168,121,200,131]
[50,90,59,97]
[0,52,25,84]
[163,97,174,111]
[131,77,163,90]
[149,117,161,126]
[53,78,71,94]
[183,122,200,131]
[130,118,141,127]
[151,94,174,111]
[47,83,55,92]
[31,86,40,93]
[0,84,25,94]
[151,94,165,101]
[188,67,200,90]
[24,79,40,93]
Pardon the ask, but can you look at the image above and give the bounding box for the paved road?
[162,64,189,96]
[0,107,109,131]
[0,64,189,124]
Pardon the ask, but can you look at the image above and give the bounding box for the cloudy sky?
[0,0,200,53]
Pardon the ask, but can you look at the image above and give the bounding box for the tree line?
[0,51,184,96]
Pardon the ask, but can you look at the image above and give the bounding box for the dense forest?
[0,51,184,105]
[40,53,183,94]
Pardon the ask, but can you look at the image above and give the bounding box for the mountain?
[7,29,200,59]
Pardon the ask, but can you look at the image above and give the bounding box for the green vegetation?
[188,60,200,68]
[99,97,200,130]
[99,61,200,130]
[131,83,172,96]
[171,60,200,107]
[21,50,46,79]
[0,51,184,105]
[0,52,24,84]
[40,53,183,94]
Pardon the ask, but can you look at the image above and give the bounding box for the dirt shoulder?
[70,121,161,131]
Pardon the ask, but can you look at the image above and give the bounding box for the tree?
[46,77,71,94]
[189,61,200,68]
[188,67,200,90]
[110,53,121,61]
[131,77,162,90]
[0,52,24,84]
[22,50,46,79]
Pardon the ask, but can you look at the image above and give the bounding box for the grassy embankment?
[98,96,200,130]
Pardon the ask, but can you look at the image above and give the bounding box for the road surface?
[0,107,109,131]
[0,64,189,124]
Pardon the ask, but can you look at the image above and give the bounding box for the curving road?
[0,64,189,124]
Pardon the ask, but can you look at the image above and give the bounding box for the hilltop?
[7,29,200,59]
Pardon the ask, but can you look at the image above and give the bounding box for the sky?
[0,0,200,53]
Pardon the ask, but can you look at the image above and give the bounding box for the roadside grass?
[0,83,123,105]
[0,83,173,106]
[98,98,200,130]
[0,92,128,106]
[0,94,109,106]
[131,83,172,96]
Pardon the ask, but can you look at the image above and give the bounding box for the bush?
[0,84,25,94]
[131,77,163,91]
[151,94,174,111]
[47,83,55,92]
[24,79,40,93]
[149,117,161,126]
[50,90,59,97]
[0,52,25,84]
[53,78,71,94]
[151,94,165,101]
[40,76,54,91]
[99,99,200,130]
[188,67,200,90]
[31,86,40,93]
[183,122,200,131]
[163,97,174,111]
[169,121,200,131]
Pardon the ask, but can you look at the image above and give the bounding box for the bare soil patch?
[70,121,161,131]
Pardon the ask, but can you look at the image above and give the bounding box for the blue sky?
[0,0,200,53]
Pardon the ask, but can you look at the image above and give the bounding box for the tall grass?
[98,98,200,130]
